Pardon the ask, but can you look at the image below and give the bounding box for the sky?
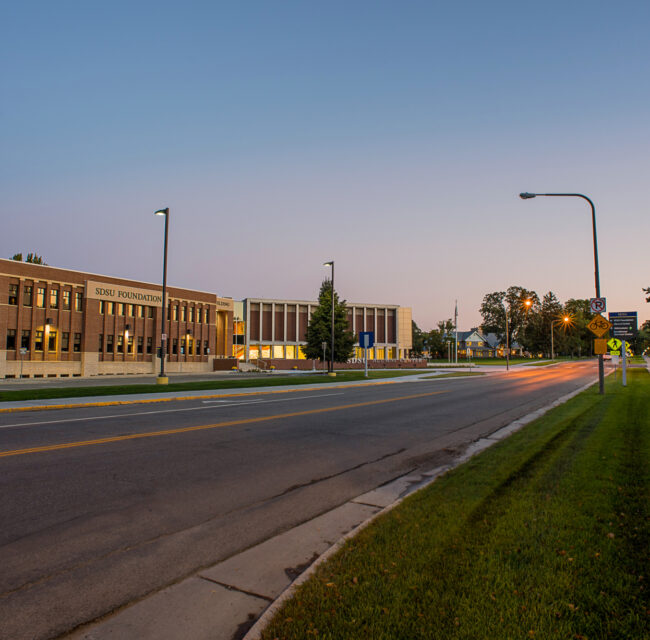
[2,1,649,330]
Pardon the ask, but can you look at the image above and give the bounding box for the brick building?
[0,259,233,378]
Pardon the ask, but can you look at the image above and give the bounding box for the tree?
[411,321,426,357]
[303,279,355,364]
[643,287,650,303]
[11,252,46,264]
[480,286,539,351]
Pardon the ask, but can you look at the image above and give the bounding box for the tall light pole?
[519,192,605,394]
[323,261,335,374]
[154,207,170,384]
[502,303,510,371]
[550,316,570,360]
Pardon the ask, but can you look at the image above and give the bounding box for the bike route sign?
[608,312,637,339]
[586,314,611,337]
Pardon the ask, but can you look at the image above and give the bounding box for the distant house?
[448,328,524,358]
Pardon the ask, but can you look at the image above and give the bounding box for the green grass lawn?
[262,369,649,640]
[0,370,423,403]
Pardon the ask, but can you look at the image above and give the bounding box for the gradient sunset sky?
[2,1,648,329]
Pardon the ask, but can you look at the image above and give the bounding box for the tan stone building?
[233,298,413,362]
[0,259,233,378]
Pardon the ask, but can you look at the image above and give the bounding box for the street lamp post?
[519,192,605,394]
[154,207,170,384]
[324,261,335,374]
[503,304,510,371]
[551,316,571,360]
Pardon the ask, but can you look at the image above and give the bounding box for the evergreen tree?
[303,279,355,363]
[11,252,46,264]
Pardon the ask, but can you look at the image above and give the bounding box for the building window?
[99,300,106,314]
[173,305,178,321]
[48,330,57,351]
[127,304,134,317]
[188,338,194,355]
[146,337,152,354]
[34,330,44,351]
[36,287,46,308]
[137,336,144,354]
[107,301,115,315]
[50,289,59,309]
[106,335,114,353]
[167,304,171,320]
[73,333,81,352]
[138,305,144,318]
[172,338,178,355]
[127,335,134,353]
[117,303,124,316]
[8,284,18,305]
[189,307,194,323]
[6,329,16,350]
[148,306,154,318]
[204,308,209,323]
[24,285,33,306]
[75,292,83,311]
[181,306,187,322]
[117,335,124,353]
[204,340,209,355]
[98,334,103,352]
[21,330,30,350]
[62,290,71,310]
[62,332,70,352]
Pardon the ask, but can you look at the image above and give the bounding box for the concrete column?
[283,303,288,344]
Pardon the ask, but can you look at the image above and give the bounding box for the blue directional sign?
[359,331,374,349]
[608,312,637,339]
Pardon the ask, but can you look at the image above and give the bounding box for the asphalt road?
[0,361,600,640]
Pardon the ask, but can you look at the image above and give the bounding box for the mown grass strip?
[0,370,422,403]
[262,369,649,640]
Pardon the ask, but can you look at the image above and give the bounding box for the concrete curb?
[242,374,605,640]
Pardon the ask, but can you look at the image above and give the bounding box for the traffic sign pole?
[364,346,368,378]
[622,340,627,387]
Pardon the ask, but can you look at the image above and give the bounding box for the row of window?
[99,301,156,318]
[97,334,209,356]
[5,330,210,356]
[8,284,83,311]
[6,329,81,352]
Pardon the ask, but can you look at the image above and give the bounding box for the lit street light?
[551,316,571,361]
[519,192,605,394]
[154,207,170,384]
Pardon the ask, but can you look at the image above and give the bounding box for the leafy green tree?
[303,279,355,364]
[11,252,46,264]
[480,286,539,350]
[411,321,426,357]
[643,287,650,303]
[521,291,563,357]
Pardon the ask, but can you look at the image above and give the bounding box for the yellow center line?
[0,390,449,458]
[0,379,406,414]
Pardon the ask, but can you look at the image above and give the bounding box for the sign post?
[609,312,637,389]
[322,341,327,373]
[359,332,374,379]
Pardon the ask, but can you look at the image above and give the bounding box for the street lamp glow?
[154,208,169,216]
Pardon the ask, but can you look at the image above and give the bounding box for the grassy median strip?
[261,369,649,640]
[0,370,423,403]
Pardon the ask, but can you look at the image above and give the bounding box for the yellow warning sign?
[594,338,608,355]
[587,314,612,338]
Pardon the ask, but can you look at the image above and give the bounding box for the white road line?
[0,393,346,430]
